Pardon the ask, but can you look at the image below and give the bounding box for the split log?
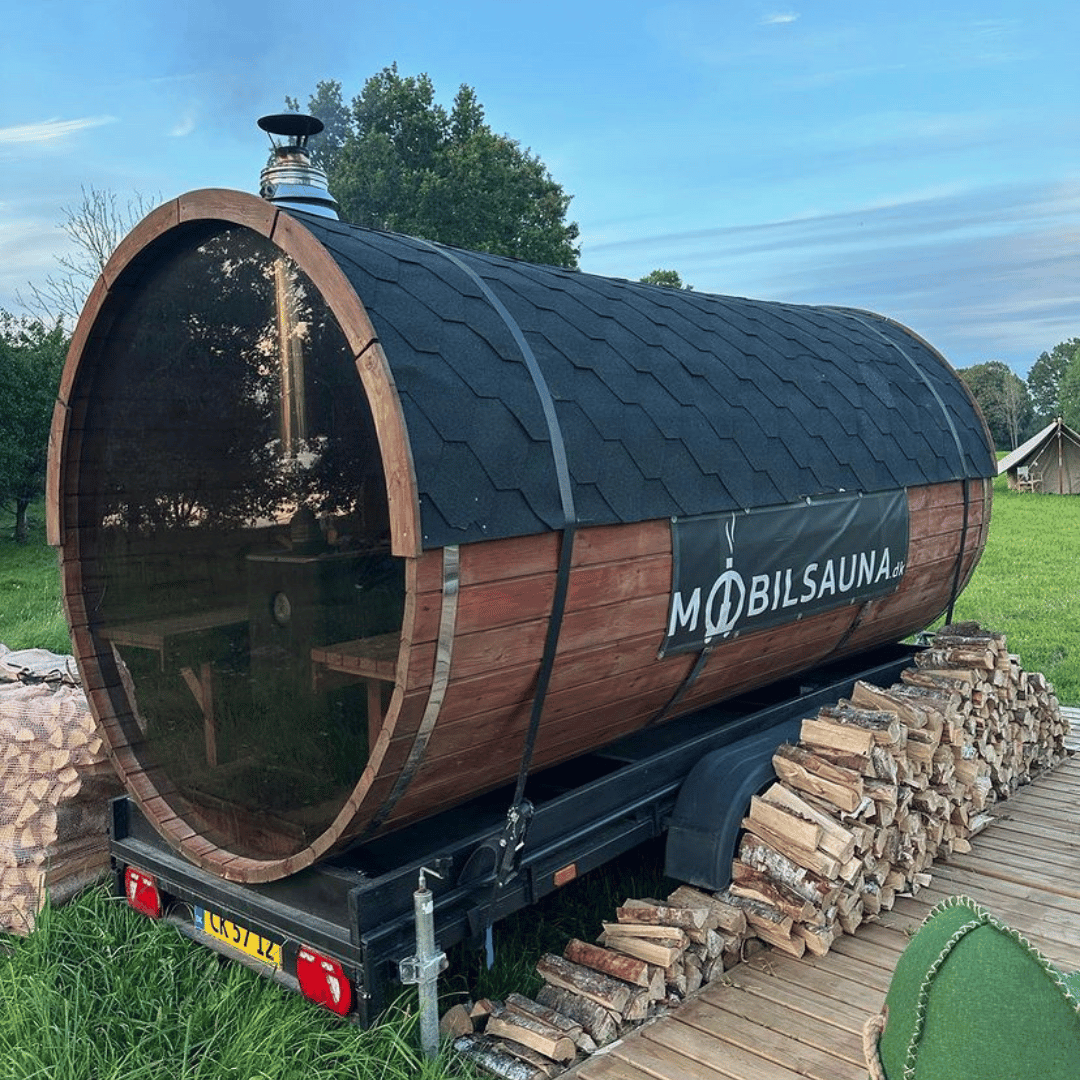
[772,743,864,812]
[504,994,583,1042]
[616,899,710,934]
[729,863,818,923]
[485,1006,578,1063]
[665,885,748,935]
[534,984,620,1047]
[598,928,686,968]
[850,681,929,728]
[440,1003,475,1037]
[819,704,904,745]
[535,954,633,1014]
[747,794,821,851]
[453,1034,551,1080]
[740,814,842,879]
[800,716,875,756]
[738,835,841,909]
[758,783,857,861]
[563,938,663,996]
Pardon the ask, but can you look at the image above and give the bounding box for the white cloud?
[762,12,798,25]
[0,116,117,146]
[170,114,197,138]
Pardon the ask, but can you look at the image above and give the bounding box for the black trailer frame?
[109,641,918,1026]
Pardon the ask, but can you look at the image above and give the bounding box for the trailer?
[111,641,917,1024]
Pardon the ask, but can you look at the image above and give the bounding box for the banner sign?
[662,491,909,655]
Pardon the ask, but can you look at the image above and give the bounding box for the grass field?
[1,477,1078,1073]
[0,505,69,655]
[0,886,466,1080]
[940,477,1080,704]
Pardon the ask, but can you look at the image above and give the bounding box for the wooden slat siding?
[570,758,1080,1080]
[427,634,695,727]
[389,479,985,818]
[380,620,865,823]
[397,606,856,777]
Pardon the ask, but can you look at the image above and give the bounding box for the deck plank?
[570,755,1080,1079]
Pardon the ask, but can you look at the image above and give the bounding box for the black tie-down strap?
[413,240,579,913]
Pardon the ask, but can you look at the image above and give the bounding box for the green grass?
[0,886,467,1080]
[940,475,1080,705]
[0,503,70,654]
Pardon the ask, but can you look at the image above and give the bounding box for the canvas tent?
[998,417,1080,494]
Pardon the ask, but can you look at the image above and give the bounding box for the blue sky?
[3,0,1079,376]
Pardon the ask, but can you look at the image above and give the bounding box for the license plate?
[194,906,281,968]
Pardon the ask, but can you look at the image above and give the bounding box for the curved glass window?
[81,224,402,860]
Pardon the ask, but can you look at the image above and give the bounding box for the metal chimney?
[257,113,339,219]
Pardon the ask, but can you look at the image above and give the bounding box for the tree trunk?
[14,495,31,544]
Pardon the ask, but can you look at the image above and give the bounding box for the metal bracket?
[397,951,448,984]
[495,800,534,887]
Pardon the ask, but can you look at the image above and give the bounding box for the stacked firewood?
[0,675,122,934]
[451,884,758,1077]
[451,624,1067,1077]
[731,622,1067,957]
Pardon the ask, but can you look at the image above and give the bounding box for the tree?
[0,312,69,542]
[284,79,351,176]
[289,65,580,268]
[1061,359,1080,432]
[639,269,692,290]
[19,186,158,325]
[1027,338,1080,424]
[959,361,1033,450]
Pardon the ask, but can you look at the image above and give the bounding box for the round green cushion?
[878,896,1080,1079]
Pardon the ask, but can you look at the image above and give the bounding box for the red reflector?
[124,867,162,919]
[553,862,578,887]
[297,947,353,1016]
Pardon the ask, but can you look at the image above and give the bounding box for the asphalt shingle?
[295,213,998,550]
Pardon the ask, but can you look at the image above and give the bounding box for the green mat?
[871,895,1080,1079]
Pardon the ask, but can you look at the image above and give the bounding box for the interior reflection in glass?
[81,225,402,859]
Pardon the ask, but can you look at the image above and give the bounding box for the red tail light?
[124,867,162,919]
[296,946,353,1016]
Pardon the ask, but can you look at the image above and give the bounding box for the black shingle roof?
[297,214,997,551]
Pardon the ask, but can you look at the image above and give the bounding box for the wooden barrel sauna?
[48,189,997,883]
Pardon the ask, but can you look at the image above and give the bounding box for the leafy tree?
[1061,359,1080,432]
[289,65,580,268]
[1027,338,1080,424]
[0,313,69,542]
[959,360,1033,450]
[284,79,351,175]
[639,269,692,290]
[20,186,158,325]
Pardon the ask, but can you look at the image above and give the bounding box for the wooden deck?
[572,742,1080,1080]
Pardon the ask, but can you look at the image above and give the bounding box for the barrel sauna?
[48,188,997,883]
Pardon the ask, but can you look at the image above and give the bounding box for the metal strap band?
[413,240,577,530]
[834,310,974,619]
[945,478,971,625]
[413,240,578,883]
[360,544,460,839]
[412,238,583,760]
[648,646,713,727]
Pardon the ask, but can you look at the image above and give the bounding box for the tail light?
[124,867,162,919]
[297,946,353,1016]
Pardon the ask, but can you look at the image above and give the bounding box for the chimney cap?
[258,113,325,146]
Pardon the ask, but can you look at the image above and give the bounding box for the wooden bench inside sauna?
[49,188,996,883]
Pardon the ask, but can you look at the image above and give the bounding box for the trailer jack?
[399,867,448,1057]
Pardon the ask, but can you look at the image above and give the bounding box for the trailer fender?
[664,717,802,891]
